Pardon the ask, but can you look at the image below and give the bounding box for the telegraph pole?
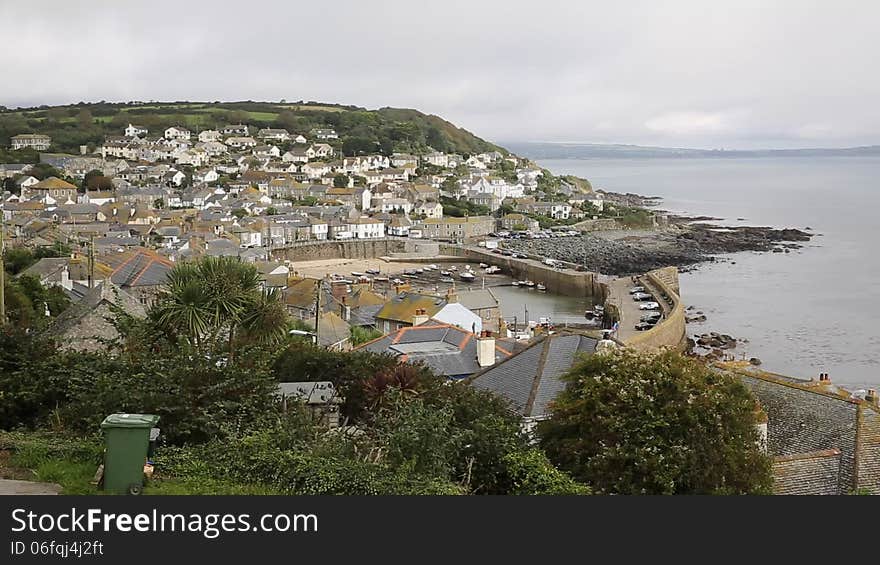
[88,234,95,288]
[0,213,5,325]
[313,279,321,346]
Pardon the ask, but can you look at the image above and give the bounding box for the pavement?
[0,479,62,495]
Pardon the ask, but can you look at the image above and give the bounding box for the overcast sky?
[3,1,879,149]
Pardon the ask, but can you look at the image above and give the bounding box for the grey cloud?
[2,0,878,149]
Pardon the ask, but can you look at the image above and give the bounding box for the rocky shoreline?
[505,219,814,276]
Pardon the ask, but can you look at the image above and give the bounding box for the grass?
[0,431,283,495]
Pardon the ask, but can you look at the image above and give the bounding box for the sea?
[538,156,880,390]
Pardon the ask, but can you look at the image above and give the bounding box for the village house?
[282,146,312,163]
[11,134,52,151]
[45,281,146,352]
[163,126,192,141]
[357,320,516,380]
[276,381,343,428]
[417,216,495,241]
[221,124,249,136]
[311,143,334,158]
[469,332,600,431]
[198,129,222,142]
[257,128,291,142]
[311,128,338,140]
[413,202,443,219]
[225,136,257,149]
[21,176,78,203]
[500,213,540,232]
[522,201,572,220]
[348,216,386,239]
[124,123,148,137]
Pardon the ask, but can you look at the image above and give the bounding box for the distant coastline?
[503,141,880,160]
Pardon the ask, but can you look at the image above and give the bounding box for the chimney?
[446,287,458,303]
[411,308,429,326]
[340,296,351,321]
[476,330,496,368]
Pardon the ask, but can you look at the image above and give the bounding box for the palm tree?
[150,256,288,359]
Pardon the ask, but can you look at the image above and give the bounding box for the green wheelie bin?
[100,413,160,495]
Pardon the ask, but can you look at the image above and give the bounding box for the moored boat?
[460,271,476,281]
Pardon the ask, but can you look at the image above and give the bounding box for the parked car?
[629,286,645,294]
[631,292,653,301]
[639,301,661,310]
[635,321,655,331]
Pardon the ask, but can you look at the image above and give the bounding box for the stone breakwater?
[504,224,814,276]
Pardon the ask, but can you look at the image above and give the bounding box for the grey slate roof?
[468,332,598,419]
[357,320,512,379]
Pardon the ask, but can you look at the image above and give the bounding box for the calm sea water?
[539,157,880,389]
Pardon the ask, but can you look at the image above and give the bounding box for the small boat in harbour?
[441,277,454,283]
[536,283,546,291]
[479,263,489,269]
[511,281,520,287]
[524,280,535,288]
[485,265,501,274]
[460,271,476,282]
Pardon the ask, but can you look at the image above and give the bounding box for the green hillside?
[0,100,506,158]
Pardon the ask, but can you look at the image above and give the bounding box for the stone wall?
[571,218,622,232]
[443,245,605,299]
[623,268,687,352]
[270,238,409,262]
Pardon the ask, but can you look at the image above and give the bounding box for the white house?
[312,128,338,140]
[292,134,308,144]
[231,226,262,248]
[282,147,311,163]
[303,162,332,179]
[225,136,257,149]
[311,143,334,158]
[221,124,249,136]
[196,140,228,157]
[349,217,385,239]
[309,217,329,240]
[415,201,443,219]
[164,126,192,141]
[379,198,413,215]
[257,128,291,142]
[423,152,449,168]
[198,130,222,143]
[124,123,148,137]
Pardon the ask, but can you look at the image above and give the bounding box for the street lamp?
[289,329,319,346]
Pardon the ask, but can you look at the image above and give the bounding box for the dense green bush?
[539,350,773,495]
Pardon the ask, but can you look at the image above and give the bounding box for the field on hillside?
[0,101,503,158]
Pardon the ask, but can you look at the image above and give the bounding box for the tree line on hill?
[0,101,502,157]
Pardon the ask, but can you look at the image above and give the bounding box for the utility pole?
[313,280,321,346]
[88,234,95,289]
[0,213,5,325]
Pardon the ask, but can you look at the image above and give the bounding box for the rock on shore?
[504,223,813,276]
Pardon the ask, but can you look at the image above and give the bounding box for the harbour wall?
[622,266,687,352]
[440,245,608,299]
